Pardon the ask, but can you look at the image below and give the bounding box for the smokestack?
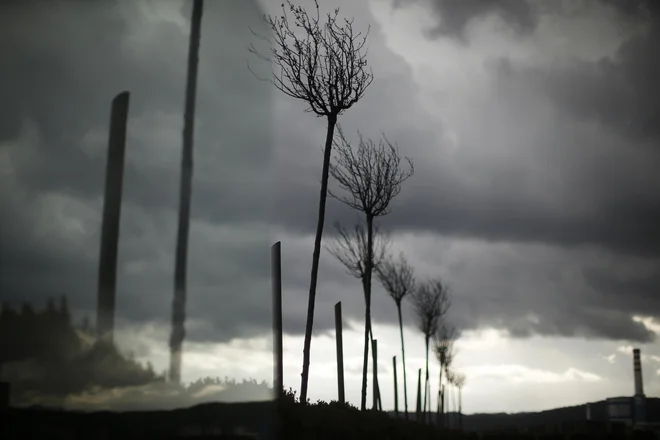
[633,348,644,396]
[96,91,130,343]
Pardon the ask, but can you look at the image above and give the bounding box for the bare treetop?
[376,252,416,306]
[330,126,414,217]
[249,0,373,117]
[434,323,455,368]
[411,278,451,339]
[452,371,466,389]
[326,221,390,280]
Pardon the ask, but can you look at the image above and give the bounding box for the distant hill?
[387,398,660,432]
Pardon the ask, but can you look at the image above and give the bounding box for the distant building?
[606,396,633,425]
[604,348,648,428]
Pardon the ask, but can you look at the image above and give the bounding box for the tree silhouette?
[170,0,203,385]
[326,220,389,409]
[434,323,455,427]
[328,126,413,410]
[410,278,450,424]
[376,251,415,419]
[249,0,373,404]
[452,371,466,431]
[0,298,162,401]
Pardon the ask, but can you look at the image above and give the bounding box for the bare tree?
[326,220,389,408]
[410,278,450,424]
[170,0,203,385]
[434,323,455,427]
[329,126,413,410]
[327,222,390,281]
[445,369,457,428]
[452,371,467,431]
[376,252,415,419]
[249,0,373,404]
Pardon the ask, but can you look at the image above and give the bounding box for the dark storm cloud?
[393,0,538,40]
[271,89,660,262]
[0,0,275,343]
[395,0,658,41]
[396,0,660,144]
[2,0,660,349]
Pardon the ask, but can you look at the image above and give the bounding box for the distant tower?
[96,91,130,343]
[632,348,646,425]
[633,348,644,396]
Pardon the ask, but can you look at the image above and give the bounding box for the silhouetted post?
[272,242,283,398]
[441,384,445,428]
[393,356,399,417]
[96,91,129,344]
[334,301,345,404]
[416,368,422,422]
[271,241,283,440]
[169,0,203,385]
[372,339,378,410]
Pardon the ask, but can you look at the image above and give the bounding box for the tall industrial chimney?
[632,348,646,425]
[633,348,644,396]
[96,91,130,343]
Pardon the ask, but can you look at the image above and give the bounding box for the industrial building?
[524,347,658,437]
[603,348,650,428]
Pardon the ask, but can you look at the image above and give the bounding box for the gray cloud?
[1,0,659,349]
[393,0,538,41]
[0,0,275,343]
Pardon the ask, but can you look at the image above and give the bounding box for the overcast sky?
[1,0,659,414]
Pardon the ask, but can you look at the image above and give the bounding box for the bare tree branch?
[248,0,373,117]
[329,124,414,217]
[434,323,456,370]
[325,221,390,281]
[452,371,466,389]
[412,279,451,340]
[376,252,416,306]
[411,277,451,423]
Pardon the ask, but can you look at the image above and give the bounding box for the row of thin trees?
[252,0,467,426]
[122,0,469,422]
[89,0,468,424]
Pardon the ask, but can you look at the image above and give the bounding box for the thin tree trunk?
[427,373,432,424]
[441,384,446,428]
[459,387,463,431]
[372,339,378,410]
[365,320,382,409]
[396,302,409,420]
[423,335,429,424]
[415,368,422,423]
[436,364,443,426]
[393,356,399,417]
[447,384,452,428]
[300,114,337,404]
[360,276,370,410]
[453,384,458,428]
[169,0,203,384]
[362,214,377,410]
